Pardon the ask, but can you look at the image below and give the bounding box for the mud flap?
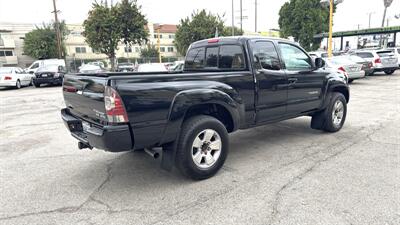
[160,142,177,171]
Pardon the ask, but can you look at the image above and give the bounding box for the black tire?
[384,70,395,75]
[29,78,33,86]
[16,80,21,89]
[311,92,347,133]
[33,82,40,88]
[348,79,354,83]
[175,115,229,180]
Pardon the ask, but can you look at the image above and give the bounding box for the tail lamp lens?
[4,76,12,80]
[104,86,128,123]
[374,58,381,64]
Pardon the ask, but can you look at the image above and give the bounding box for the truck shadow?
[77,117,326,190]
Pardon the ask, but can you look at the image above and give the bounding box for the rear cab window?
[376,51,393,57]
[185,44,246,71]
[356,52,374,58]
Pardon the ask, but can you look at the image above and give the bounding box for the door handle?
[288,78,298,84]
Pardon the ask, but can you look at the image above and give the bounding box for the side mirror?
[315,57,325,69]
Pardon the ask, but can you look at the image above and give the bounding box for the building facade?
[0,22,181,68]
[0,23,36,67]
[65,23,181,68]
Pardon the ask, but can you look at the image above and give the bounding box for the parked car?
[116,62,135,72]
[309,51,343,58]
[352,49,398,75]
[33,65,66,87]
[345,55,374,76]
[170,60,184,71]
[26,59,66,74]
[324,56,365,83]
[136,63,167,72]
[387,47,400,67]
[0,67,34,89]
[79,64,106,73]
[61,36,349,180]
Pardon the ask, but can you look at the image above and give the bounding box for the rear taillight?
[104,86,128,123]
[374,58,381,64]
[4,76,12,80]
[337,67,348,78]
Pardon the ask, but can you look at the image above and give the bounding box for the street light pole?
[240,0,243,34]
[255,0,257,33]
[327,0,333,58]
[232,0,234,36]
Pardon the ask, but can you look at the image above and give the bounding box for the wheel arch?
[159,89,242,145]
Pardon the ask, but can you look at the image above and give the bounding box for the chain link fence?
[65,56,184,73]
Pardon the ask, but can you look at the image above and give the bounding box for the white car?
[352,49,398,75]
[137,63,167,72]
[387,47,400,67]
[0,67,34,89]
[324,56,365,83]
[26,59,66,74]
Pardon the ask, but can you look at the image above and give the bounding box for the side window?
[205,47,218,68]
[219,45,245,69]
[31,63,39,69]
[252,41,281,70]
[185,47,205,69]
[278,43,312,71]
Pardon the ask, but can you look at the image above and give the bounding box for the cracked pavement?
[0,71,399,225]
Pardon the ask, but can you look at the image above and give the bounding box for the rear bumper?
[0,81,16,87]
[374,66,398,72]
[34,77,63,84]
[61,108,133,152]
[348,71,365,80]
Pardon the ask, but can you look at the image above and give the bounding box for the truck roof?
[190,36,292,48]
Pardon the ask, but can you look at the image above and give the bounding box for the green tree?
[23,22,68,59]
[117,0,148,47]
[140,44,159,59]
[278,0,332,51]
[175,10,225,56]
[221,26,244,36]
[83,0,148,71]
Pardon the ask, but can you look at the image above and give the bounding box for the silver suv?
[352,49,399,75]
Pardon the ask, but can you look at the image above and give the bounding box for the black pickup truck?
[61,37,349,180]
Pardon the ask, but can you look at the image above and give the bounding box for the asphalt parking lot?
[0,71,399,225]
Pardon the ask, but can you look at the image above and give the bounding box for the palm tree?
[381,0,394,27]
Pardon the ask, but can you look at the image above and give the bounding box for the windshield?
[37,65,59,72]
[0,67,14,74]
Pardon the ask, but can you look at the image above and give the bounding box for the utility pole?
[52,0,62,59]
[240,0,243,34]
[255,0,257,33]
[327,0,333,58]
[232,0,234,36]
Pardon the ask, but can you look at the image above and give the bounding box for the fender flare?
[159,88,243,145]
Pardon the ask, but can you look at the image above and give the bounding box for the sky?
[0,0,399,32]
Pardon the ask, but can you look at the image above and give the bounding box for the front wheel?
[384,70,395,75]
[311,92,347,132]
[175,115,229,180]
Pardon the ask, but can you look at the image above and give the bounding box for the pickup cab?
[61,37,349,180]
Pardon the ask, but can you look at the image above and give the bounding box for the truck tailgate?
[63,74,108,124]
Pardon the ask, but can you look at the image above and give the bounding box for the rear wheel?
[16,80,21,89]
[33,82,40,88]
[175,115,229,180]
[384,70,395,75]
[311,92,347,132]
[348,79,354,83]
